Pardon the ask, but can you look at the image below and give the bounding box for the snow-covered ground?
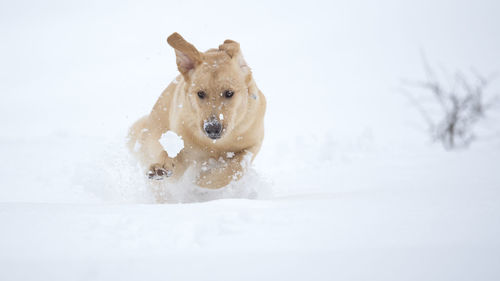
[1,0,500,280]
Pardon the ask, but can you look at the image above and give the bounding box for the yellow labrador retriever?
[128,33,266,189]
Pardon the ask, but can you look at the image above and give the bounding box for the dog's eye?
[224,90,234,98]
[197,91,206,99]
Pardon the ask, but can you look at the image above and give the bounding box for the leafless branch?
[403,54,498,150]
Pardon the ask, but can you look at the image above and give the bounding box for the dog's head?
[167,33,256,141]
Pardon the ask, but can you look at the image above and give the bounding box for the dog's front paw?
[147,164,173,180]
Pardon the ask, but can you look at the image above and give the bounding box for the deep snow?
[1,0,500,280]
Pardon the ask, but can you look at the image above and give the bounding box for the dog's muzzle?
[203,117,222,140]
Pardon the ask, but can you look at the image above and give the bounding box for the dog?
[127,32,266,189]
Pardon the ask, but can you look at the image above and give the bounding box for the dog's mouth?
[203,118,223,140]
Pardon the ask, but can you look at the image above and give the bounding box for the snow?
[133,140,141,152]
[159,131,184,158]
[1,0,500,280]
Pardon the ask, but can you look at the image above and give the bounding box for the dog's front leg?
[147,151,175,180]
[196,150,254,189]
[147,149,188,181]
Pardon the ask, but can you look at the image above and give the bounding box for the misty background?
[1,0,499,280]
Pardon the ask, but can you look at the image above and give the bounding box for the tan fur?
[127,33,266,189]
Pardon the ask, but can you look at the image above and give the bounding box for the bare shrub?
[403,55,498,150]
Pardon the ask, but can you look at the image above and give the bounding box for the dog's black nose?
[204,119,222,139]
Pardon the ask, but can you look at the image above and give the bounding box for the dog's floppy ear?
[219,39,251,76]
[167,33,202,78]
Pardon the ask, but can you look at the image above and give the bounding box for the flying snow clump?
[159,131,184,158]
